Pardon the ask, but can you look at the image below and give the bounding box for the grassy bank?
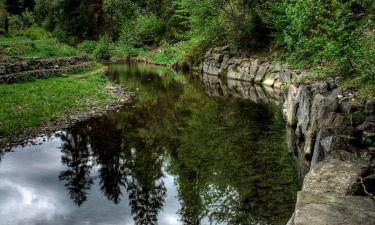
[0,27,79,62]
[0,64,119,139]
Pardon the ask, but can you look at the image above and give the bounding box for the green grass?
[340,77,375,101]
[0,64,117,138]
[0,27,79,62]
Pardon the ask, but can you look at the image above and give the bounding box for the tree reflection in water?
[59,112,167,224]
[56,63,298,225]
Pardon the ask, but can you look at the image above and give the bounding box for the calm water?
[0,63,298,225]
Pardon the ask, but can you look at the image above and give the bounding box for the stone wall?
[203,46,301,89]
[203,46,375,225]
[0,55,90,83]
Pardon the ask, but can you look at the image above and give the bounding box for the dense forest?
[1,0,374,80]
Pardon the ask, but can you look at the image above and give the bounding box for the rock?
[303,158,367,194]
[340,100,361,115]
[309,94,338,134]
[365,99,375,115]
[249,59,259,80]
[320,135,359,156]
[310,131,325,169]
[254,61,269,83]
[320,112,351,130]
[310,81,329,94]
[357,115,375,132]
[271,62,282,73]
[284,85,299,127]
[295,86,312,137]
[0,64,6,74]
[363,174,375,194]
[220,45,230,52]
[262,73,276,87]
[329,87,343,100]
[293,191,375,225]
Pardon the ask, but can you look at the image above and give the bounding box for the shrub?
[93,35,113,60]
[133,13,163,46]
[21,10,35,28]
[261,0,375,79]
[21,26,50,40]
[8,14,23,31]
[77,40,98,55]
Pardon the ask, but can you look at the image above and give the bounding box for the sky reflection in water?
[0,63,298,225]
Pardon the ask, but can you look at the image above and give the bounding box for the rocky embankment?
[0,54,94,83]
[203,46,375,225]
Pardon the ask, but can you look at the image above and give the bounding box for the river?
[0,62,299,225]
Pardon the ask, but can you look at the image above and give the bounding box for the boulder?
[249,59,260,80]
[262,73,277,87]
[285,85,298,126]
[303,158,367,194]
[254,61,269,83]
[309,94,339,134]
[295,86,312,137]
[340,100,361,115]
[293,191,375,225]
[0,64,6,75]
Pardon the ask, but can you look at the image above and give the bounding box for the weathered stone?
[329,87,343,100]
[295,86,312,137]
[255,85,269,103]
[293,191,375,225]
[254,61,269,83]
[309,94,338,134]
[227,64,241,80]
[220,45,230,52]
[249,59,259,80]
[273,80,282,89]
[320,135,358,156]
[320,112,351,130]
[0,64,6,74]
[262,73,276,87]
[340,100,361,115]
[285,85,298,126]
[303,158,367,194]
[271,62,282,73]
[357,116,375,132]
[310,81,329,94]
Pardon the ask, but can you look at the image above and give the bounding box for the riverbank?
[203,46,375,225]
[0,64,134,149]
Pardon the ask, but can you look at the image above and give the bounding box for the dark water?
[0,63,298,225]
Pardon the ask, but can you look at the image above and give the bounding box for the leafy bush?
[21,26,50,40]
[261,0,375,80]
[93,35,113,60]
[21,10,35,28]
[8,14,23,31]
[77,40,98,55]
[133,13,163,46]
[7,9,35,31]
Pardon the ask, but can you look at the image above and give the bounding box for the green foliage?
[7,14,23,31]
[261,0,375,80]
[93,35,113,60]
[77,40,98,54]
[133,13,163,46]
[21,26,49,40]
[7,9,35,31]
[0,26,78,61]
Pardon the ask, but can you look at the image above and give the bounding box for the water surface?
[0,63,298,225]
